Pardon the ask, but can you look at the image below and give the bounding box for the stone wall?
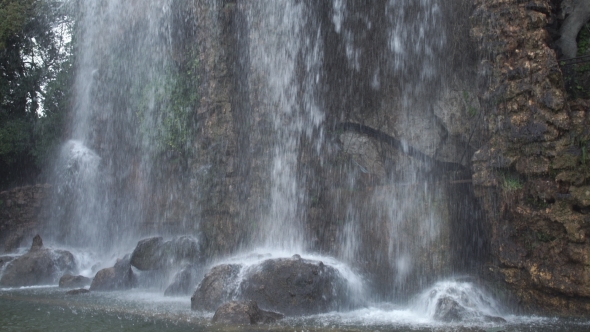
[472,0,590,316]
[0,185,49,253]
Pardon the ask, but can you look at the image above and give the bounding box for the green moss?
[462,90,478,117]
[535,231,556,243]
[502,174,522,191]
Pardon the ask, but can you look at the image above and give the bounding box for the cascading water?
[242,1,324,252]
[3,0,563,330]
[45,0,197,254]
[328,0,459,300]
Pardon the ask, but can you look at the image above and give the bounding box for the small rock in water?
[434,296,465,322]
[59,274,92,288]
[212,300,283,325]
[90,254,137,291]
[66,288,90,295]
[483,315,507,324]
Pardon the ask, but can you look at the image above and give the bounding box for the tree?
[556,0,590,59]
[0,0,72,188]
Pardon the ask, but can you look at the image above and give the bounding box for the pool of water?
[1,286,589,332]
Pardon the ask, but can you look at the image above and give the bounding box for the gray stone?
[66,288,90,295]
[239,257,347,316]
[0,236,76,287]
[164,264,198,296]
[191,264,241,311]
[212,300,283,325]
[90,254,137,291]
[130,236,200,271]
[434,296,465,322]
[59,274,92,288]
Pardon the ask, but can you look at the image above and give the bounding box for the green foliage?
[135,46,200,158]
[577,23,590,58]
[501,172,522,191]
[461,90,478,117]
[563,23,590,99]
[0,0,73,188]
[535,231,556,243]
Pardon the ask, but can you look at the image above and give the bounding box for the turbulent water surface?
[1,286,589,332]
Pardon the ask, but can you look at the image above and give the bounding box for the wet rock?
[130,237,165,270]
[0,256,15,269]
[164,264,198,296]
[191,264,241,311]
[434,296,465,322]
[239,257,347,316]
[212,300,283,325]
[30,234,43,250]
[130,236,199,271]
[66,288,90,295]
[433,296,506,323]
[90,254,137,291]
[0,236,76,287]
[483,315,507,324]
[59,274,92,288]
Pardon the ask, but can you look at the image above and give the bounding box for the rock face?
[0,235,76,287]
[0,185,49,252]
[471,0,590,315]
[239,257,347,316]
[212,300,283,325]
[59,274,92,288]
[90,255,137,291]
[191,264,241,311]
[130,236,199,271]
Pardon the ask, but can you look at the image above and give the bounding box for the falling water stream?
[1,0,589,331]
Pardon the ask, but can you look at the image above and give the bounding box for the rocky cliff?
[471,0,590,316]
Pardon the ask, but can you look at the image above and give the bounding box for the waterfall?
[41,0,488,309]
[46,0,178,253]
[242,1,324,252]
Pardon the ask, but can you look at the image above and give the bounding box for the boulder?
[130,236,200,271]
[130,237,165,270]
[0,235,76,287]
[90,254,137,291]
[239,256,347,316]
[59,274,92,288]
[164,264,198,296]
[191,264,241,311]
[212,300,283,325]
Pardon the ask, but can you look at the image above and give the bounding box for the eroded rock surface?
[472,0,590,316]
